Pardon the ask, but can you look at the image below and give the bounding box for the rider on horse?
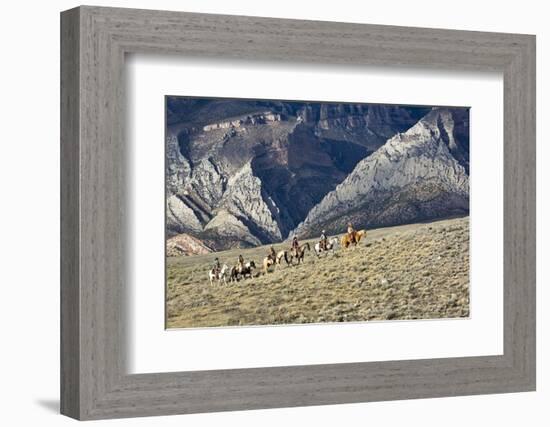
[320,229,328,251]
[237,254,245,273]
[291,236,300,257]
[347,222,356,244]
[212,257,221,277]
[268,246,277,262]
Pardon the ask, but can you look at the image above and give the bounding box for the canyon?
[165,98,469,254]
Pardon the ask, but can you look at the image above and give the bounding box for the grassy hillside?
[166,216,470,328]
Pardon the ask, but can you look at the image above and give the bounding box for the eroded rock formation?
[165,98,468,254]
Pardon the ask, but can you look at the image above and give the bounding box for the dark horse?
[240,260,256,278]
[293,242,310,265]
[230,261,256,282]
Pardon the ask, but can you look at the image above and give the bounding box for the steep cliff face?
[165,98,467,253]
[294,108,470,237]
[165,104,300,246]
[212,162,283,243]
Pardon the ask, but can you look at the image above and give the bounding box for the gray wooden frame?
[60,5,536,420]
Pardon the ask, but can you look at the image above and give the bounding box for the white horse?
[314,237,338,257]
[208,264,230,285]
[263,256,275,274]
[276,250,290,266]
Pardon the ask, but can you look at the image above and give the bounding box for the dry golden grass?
[166,217,469,328]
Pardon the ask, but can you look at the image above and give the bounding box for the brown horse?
[341,230,366,248]
[292,242,310,264]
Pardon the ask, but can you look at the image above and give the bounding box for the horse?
[208,263,230,285]
[230,261,257,282]
[341,230,366,249]
[229,265,238,282]
[292,242,310,264]
[314,237,338,256]
[240,261,256,279]
[276,250,290,266]
[263,256,275,274]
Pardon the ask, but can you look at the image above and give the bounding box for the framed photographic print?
[61,6,536,420]
[164,97,471,329]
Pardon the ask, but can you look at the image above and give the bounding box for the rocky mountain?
[166,98,435,252]
[166,97,469,254]
[293,108,470,238]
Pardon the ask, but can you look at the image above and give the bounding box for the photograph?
[165,96,471,329]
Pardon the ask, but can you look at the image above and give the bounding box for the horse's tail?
[284,251,289,265]
[306,242,310,251]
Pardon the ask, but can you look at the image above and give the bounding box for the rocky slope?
[294,108,470,237]
[166,98,433,252]
[166,233,213,257]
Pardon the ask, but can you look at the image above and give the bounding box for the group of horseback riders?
[266,235,303,264]
[211,222,359,277]
[265,222,357,263]
[211,254,245,277]
[211,253,252,283]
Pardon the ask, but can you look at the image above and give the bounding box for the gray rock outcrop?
[165,99,468,253]
[294,108,470,237]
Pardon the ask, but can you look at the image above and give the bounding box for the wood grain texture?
[60,7,80,419]
[60,5,536,420]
